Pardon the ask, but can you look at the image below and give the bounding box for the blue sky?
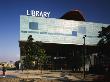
[0,0,110,62]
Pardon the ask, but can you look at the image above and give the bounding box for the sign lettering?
[27,10,50,18]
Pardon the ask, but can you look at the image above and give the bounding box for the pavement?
[0,70,81,81]
[0,70,102,82]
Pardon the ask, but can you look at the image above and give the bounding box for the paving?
[0,70,82,82]
[0,70,102,82]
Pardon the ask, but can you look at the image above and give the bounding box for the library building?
[19,10,109,70]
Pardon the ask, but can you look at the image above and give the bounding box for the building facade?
[19,15,109,70]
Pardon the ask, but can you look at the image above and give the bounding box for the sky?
[0,0,110,62]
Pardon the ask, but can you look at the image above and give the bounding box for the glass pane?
[78,27,86,34]
[29,22,38,30]
[72,31,77,36]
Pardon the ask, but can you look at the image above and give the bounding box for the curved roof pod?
[60,10,85,21]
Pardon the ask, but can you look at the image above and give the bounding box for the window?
[78,27,86,34]
[72,31,77,36]
[29,22,38,30]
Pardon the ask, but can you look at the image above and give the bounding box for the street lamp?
[83,35,86,79]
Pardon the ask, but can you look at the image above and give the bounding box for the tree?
[23,35,47,70]
[97,25,110,65]
[98,25,110,57]
[23,35,38,69]
[37,48,47,73]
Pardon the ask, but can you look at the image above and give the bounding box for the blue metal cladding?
[72,31,77,36]
[78,27,86,34]
[29,22,38,30]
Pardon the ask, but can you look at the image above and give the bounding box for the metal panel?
[20,15,109,45]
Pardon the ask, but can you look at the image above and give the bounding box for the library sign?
[26,10,51,18]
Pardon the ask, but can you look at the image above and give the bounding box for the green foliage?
[98,25,110,44]
[23,35,47,69]
[97,25,110,63]
[38,48,47,65]
[37,48,47,73]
